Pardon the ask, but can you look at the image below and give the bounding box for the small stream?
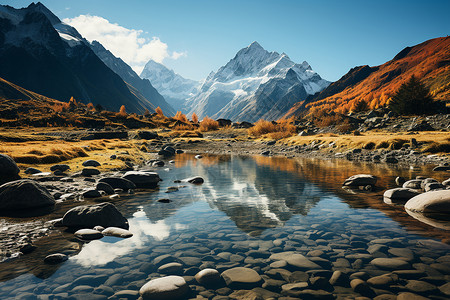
[0,154,449,299]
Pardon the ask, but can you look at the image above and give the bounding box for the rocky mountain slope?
[285,36,450,118]
[90,41,175,116]
[0,2,160,114]
[185,41,330,122]
[140,60,199,113]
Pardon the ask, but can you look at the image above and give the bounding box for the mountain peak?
[248,41,263,50]
[26,1,60,25]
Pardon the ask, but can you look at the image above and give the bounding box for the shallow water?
[0,154,449,299]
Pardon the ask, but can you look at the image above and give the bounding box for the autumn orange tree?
[155,106,164,117]
[192,113,198,124]
[117,105,127,117]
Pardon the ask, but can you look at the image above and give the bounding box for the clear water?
[0,154,449,299]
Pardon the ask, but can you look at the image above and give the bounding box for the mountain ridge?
[140,59,199,113]
[0,2,164,114]
[284,36,450,118]
[185,41,330,122]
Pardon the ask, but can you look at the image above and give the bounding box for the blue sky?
[4,0,450,81]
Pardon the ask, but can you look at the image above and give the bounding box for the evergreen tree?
[389,75,443,115]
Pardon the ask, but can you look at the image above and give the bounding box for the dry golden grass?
[199,116,219,132]
[285,131,450,155]
[0,130,154,174]
[248,118,297,139]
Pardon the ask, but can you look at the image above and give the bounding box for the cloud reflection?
[72,210,187,267]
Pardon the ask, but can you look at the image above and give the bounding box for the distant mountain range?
[284,36,450,118]
[140,60,199,114]
[182,42,330,122]
[0,2,173,114]
[1,3,447,122]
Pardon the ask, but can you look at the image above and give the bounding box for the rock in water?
[44,253,68,264]
[0,154,20,184]
[99,177,136,191]
[0,179,55,211]
[74,229,104,240]
[221,267,263,289]
[195,269,221,287]
[96,182,115,195]
[102,227,133,238]
[122,171,161,188]
[343,174,377,187]
[62,202,129,229]
[383,188,421,204]
[139,276,189,300]
[405,190,450,217]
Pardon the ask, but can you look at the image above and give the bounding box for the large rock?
[195,269,221,287]
[270,252,322,270]
[81,168,101,176]
[62,202,129,229]
[403,179,422,189]
[99,177,136,191]
[0,154,20,184]
[122,171,161,188]
[0,179,55,211]
[82,160,101,167]
[383,188,421,204]
[370,258,410,270]
[221,267,263,289]
[50,164,70,172]
[405,190,450,217]
[74,229,104,240]
[343,174,377,187]
[96,182,115,195]
[102,227,133,238]
[139,276,189,300]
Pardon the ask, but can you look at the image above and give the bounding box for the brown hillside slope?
[0,76,65,119]
[285,36,450,117]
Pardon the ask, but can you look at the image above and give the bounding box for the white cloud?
[63,15,184,74]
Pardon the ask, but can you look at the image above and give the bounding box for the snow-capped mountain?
[90,41,175,116]
[186,41,330,122]
[0,2,163,114]
[140,60,199,112]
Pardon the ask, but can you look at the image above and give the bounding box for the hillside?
[0,3,159,114]
[285,36,450,117]
[0,76,63,119]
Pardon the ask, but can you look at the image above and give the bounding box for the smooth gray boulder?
[0,154,20,184]
[420,178,438,190]
[44,253,68,264]
[383,188,421,204]
[82,189,102,198]
[102,227,133,238]
[139,276,189,300]
[24,167,42,175]
[0,179,55,211]
[184,176,204,184]
[82,160,101,167]
[195,269,221,287]
[96,182,115,195]
[371,258,411,270]
[403,179,422,189]
[99,177,136,191]
[270,252,322,270]
[343,174,377,187]
[405,190,450,217]
[81,168,101,176]
[221,267,263,289]
[122,171,161,188]
[62,202,129,229]
[50,164,70,172]
[74,229,103,240]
